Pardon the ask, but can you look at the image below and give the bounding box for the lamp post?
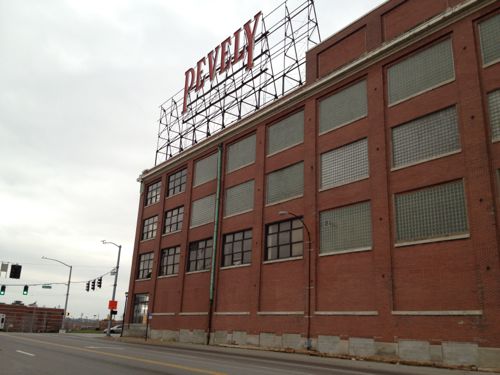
[102,240,121,337]
[41,256,72,332]
[278,210,313,350]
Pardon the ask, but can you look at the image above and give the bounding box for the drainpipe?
[207,144,223,344]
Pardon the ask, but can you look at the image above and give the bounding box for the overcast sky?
[0,0,385,320]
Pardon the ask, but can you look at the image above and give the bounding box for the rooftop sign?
[156,0,320,164]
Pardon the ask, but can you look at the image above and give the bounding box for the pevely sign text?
[183,12,262,113]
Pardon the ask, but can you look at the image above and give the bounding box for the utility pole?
[102,240,121,337]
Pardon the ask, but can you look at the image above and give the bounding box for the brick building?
[125,0,500,368]
[0,303,63,332]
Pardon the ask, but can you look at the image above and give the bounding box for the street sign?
[42,285,52,289]
[108,300,117,310]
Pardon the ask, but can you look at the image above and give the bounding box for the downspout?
[207,144,223,344]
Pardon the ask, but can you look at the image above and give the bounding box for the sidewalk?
[107,336,496,375]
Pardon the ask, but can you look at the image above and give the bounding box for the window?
[167,168,187,196]
[132,293,149,324]
[266,162,304,205]
[395,180,468,244]
[387,39,454,105]
[164,206,184,234]
[159,246,180,276]
[320,201,372,254]
[190,194,216,228]
[137,252,154,279]
[392,106,460,168]
[224,180,254,217]
[187,238,212,272]
[227,134,256,172]
[265,218,303,261]
[142,216,158,240]
[267,111,304,155]
[488,89,500,141]
[194,153,218,186]
[222,230,252,267]
[320,138,368,189]
[479,13,500,66]
[319,80,367,134]
[145,181,161,206]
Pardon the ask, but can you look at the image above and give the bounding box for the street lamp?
[41,256,72,332]
[101,240,122,337]
[278,210,313,350]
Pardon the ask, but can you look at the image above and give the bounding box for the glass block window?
[159,246,180,276]
[137,252,154,279]
[142,216,158,241]
[190,194,216,228]
[227,134,256,173]
[388,39,454,105]
[265,218,303,261]
[267,111,304,155]
[194,153,218,186]
[145,181,161,206]
[320,138,369,189]
[392,106,460,168]
[320,201,372,254]
[187,238,213,272]
[132,294,149,324]
[164,206,184,234]
[167,168,187,197]
[222,230,252,267]
[319,80,368,134]
[266,162,304,205]
[395,180,468,244]
[479,13,500,66]
[488,90,500,141]
[224,180,254,217]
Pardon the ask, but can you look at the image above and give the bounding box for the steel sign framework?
[155,0,321,164]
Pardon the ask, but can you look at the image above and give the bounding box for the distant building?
[125,0,500,369]
[0,302,63,332]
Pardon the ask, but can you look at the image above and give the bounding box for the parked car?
[103,325,122,334]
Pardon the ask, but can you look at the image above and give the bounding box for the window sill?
[257,311,304,316]
[265,194,303,207]
[319,247,372,257]
[189,221,214,230]
[319,176,369,192]
[140,238,155,243]
[158,274,178,279]
[390,149,461,172]
[223,209,254,219]
[395,233,470,247]
[266,141,303,158]
[144,201,160,208]
[162,230,182,237]
[263,256,303,265]
[318,114,367,137]
[166,190,185,199]
[387,78,455,108]
[186,269,210,275]
[135,278,152,282]
[226,161,255,174]
[221,263,251,270]
[315,310,378,316]
[392,310,482,316]
[483,58,500,69]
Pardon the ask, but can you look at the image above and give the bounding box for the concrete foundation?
[122,327,500,371]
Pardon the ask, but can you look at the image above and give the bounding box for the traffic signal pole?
[62,265,72,331]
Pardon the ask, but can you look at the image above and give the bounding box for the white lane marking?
[16,350,35,357]
[85,346,124,350]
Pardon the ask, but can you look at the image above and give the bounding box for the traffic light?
[97,277,102,288]
[91,279,96,291]
[9,264,22,279]
[0,285,5,295]
[23,285,29,295]
[85,281,90,292]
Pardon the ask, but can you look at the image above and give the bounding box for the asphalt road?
[0,332,481,375]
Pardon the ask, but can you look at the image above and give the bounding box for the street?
[0,332,482,375]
